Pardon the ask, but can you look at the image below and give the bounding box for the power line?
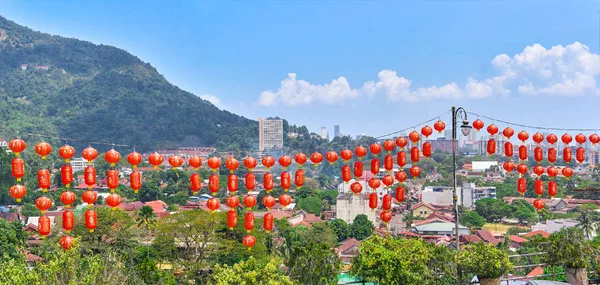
[467,111,599,132]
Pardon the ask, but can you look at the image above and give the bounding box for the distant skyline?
[2,1,600,138]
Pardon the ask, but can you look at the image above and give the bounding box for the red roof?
[116,201,144,211]
[523,230,550,238]
[26,253,44,262]
[303,213,322,223]
[292,220,312,228]
[510,235,527,244]
[335,238,360,254]
[144,200,168,213]
[460,234,482,243]
[411,202,435,211]
[475,229,499,246]
[526,266,544,277]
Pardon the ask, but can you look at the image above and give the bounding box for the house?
[335,238,361,264]
[336,192,376,224]
[413,220,469,235]
[253,210,292,219]
[0,212,21,223]
[116,201,144,211]
[144,200,170,218]
[411,202,435,218]
[460,234,482,243]
[523,230,550,239]
[510,235,527,249]
[474,229,499,246]
[26,216,55,227]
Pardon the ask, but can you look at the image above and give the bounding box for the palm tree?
[136,205,157,237]
[577,210,598,240]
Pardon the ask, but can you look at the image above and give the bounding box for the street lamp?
[452,106,470,285]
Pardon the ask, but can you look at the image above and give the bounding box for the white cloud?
[259,42,600,106]
[199,94,222,107]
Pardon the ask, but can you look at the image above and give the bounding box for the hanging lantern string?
[467,111,598,132]
[373,109,452,139]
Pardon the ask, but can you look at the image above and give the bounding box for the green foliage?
[212,257,293,285]
[0,219,26,262]
[475,198,510,222]
[350,235,456,285]
[351,214,373,240]
[297,196,323,215]
[460,210,486,228]
[318,189,338,206]
[457,242,513,279]
[329,219,351,242]
[510,199,538,224]
[136,205,157,235]
[546,227,596,269]
[288,243,341,285]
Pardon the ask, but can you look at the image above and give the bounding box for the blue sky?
[2,1,600,138]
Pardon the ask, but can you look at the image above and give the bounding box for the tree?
[212,257,293,285]
[510,199,538,224]
[457,242,512,281]
[577,210,599,240]
[351,236,456,285]
[475,198,510,222]
[546,227,596,284]
[73,206,136,252]
[295,222,338,247]
[288,243,340,285]
[351,214,373,240]
[139,181,161,202]
[297,196,323,215]
[329,219,351,242]
[0,220,26,262]
[136,205,157,236]
[318,189,339,206]
[20,203,38,217]
[460,210,486,228]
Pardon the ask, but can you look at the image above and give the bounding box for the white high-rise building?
[320,127,328,140]
[334,125,341,138]
[258,117,283,151]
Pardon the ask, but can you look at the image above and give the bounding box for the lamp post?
[452,106,471,285]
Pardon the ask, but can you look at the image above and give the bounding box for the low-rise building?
[421,183,496,208]
[413,220,469,235]
[411,202,436,218]
[336,192,377,224]
[335,238,361,265]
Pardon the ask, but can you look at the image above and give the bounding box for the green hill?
[0,16,257,151]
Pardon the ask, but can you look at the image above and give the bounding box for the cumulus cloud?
[199,94,222,107]
[258,42,600,106]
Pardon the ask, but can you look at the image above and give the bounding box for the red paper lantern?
[421,125,433,138]
[226,196,240,209]
[408,131,420,144]
[262,173,272,193]
[380,211,392,224]
[487,139,496,156]
[547,166,558,179]
[355,146,367,160]
[262,156,275,170]
[294,169,305,188]
[502,127,514,139]
[503,161,515,173]
[341,165,351,184]
[104,149,121,167]
[188,173,201,193]
[189,156,203,170]
[281,171,291,191]
[278,155,292,169]
[382,175,394,188]
[310,152,323,166]
[209,174,220,196]
[397,152,406,168]
[61,164,73,188]
[35,196,52,214]
[517,164,528,176]
[82,190,98,206]
[8,138,26,156]
[244,212,255,233]
[548,148,557,164]
[518,131,529,143]
[279,194,291,208]
[548,181,558,198]
[82,147,98,164]
[504,142,513,158]
[561,133,572,146]
[11,157,24,182]
[148,152,164,170]
[384,155,394,172]
[434,120,446,134]
[487,124,499,136]
[517,177,526,195]
[562,167,573,180]
[534,147,543,164]
[532,133,544,144]
[563,148,572,164]
[422,142,432,159]
[534,180,544,196]
[227,174,239,193]
[369,193,378,211]
[409,166,421,179]
[38,169,51,192]
[60,191,76,208]
[106,193,121,210]
[366,178,380,191]
[242,235,256,250]
[533,165,545,177]
[575,133,586,145]
[383,140,395,153]
[8,184,27,203]
[35,141,52,160]
[353,161,364,179]
[38,216,51,239]
[106,169,118,192]
[410,146,420,163]
[227,210,237,230]
[382,194,392,212]
[168,155,184,170]
[326,151,339,165]
[62,210,75,233]
[130,171,141,194]
[590,134,600,145]
[472,119,484,132]
[243,195,257,210]
[85,209,97,232]
[84,166,96,190]
[294,152,307,166]
[370,158,380,175]
[245,173,256,192]
[59,236,74,250]
[243,156,257,170]
[533,199,545,212]
[207,198,220,213]
[395,171,407,184]
[208,157,221,172]
[127,151,142,168]
[576,147,585,164]
[350,182,363,196]
[59,145,75,163]
[519,145,528,162]
[395,137,408,149]
[262,195,276,210]
[225,157,239,173]
[264,212,274,233]
[370,143,382,156]
[395,186,405,203]
[547,133,558,145]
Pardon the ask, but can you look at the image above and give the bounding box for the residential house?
[0,212,21,223]
[474,229,499,246]
[510,235,527,249]
[413,220,469,235]
[335,238,361,264]
[523,230,550,239]
[411,202,435,218]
